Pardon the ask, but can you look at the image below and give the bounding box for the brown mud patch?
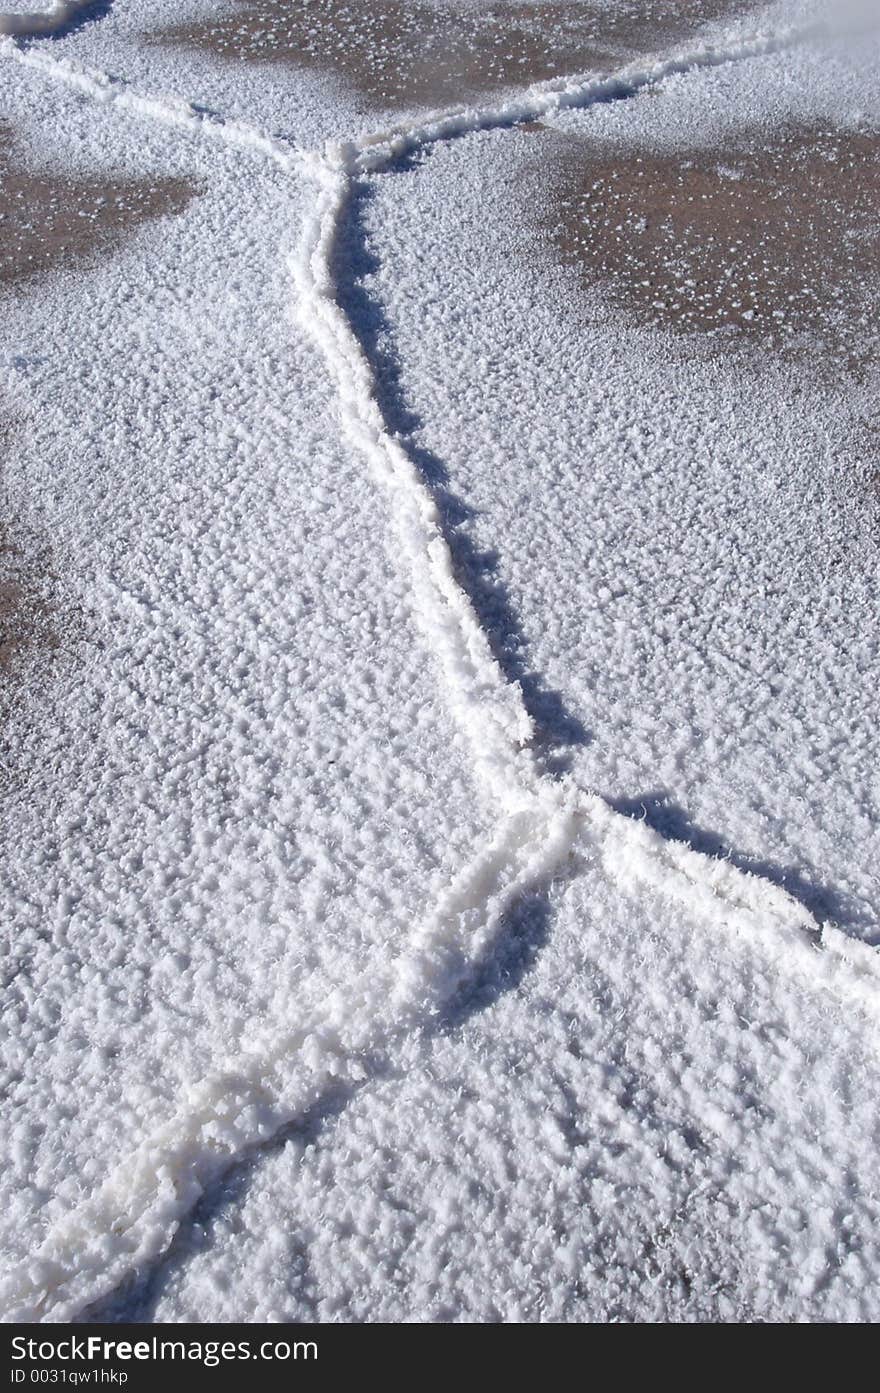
[0,122,198,290]
[543,124,880,366]
[0,524,63,799]
[156,1,758,111]
[0,550,52,678]
[0,420,56,703]
[0,125,193,747]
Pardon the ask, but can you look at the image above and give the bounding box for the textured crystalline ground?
[0,0,879,1323]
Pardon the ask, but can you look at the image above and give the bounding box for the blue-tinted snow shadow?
[373,79,646,168]
[70,165,591,1323]
[76,1076,370,1323]
[79,894,564,1321]
[45,2,116,41]
[334,172,590,773]
[78,888,560,1322]
[612,790,877,939]
[439,885,555,1031]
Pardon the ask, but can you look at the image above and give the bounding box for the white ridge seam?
[0,15,878,1322]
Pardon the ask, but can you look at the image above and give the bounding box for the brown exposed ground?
[0,124,197,711]
[0,122,198,290]
[0,510,64,799]
[0,573,27,674]
[0,544,52,678]
[541,124,880,365]
[156,0,758,111]
[0,419,55,695]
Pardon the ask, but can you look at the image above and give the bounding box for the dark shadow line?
[82,889,565,1320]
[439,883,556,1032]
[56,20,877,1321]
[46,1,116,42]
[334,173,591,774]
[76,1070,381,1323]
[611,790,877,938]
[79,774,877,1318]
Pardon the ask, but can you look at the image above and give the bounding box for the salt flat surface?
[1,0,878,1322]
[365,30,880,938]
[107,867,880,1322]
[0,50,485,1314]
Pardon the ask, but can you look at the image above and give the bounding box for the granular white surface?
[0,0,878,1322]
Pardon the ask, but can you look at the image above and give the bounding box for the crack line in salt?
[1,11,878,1322]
